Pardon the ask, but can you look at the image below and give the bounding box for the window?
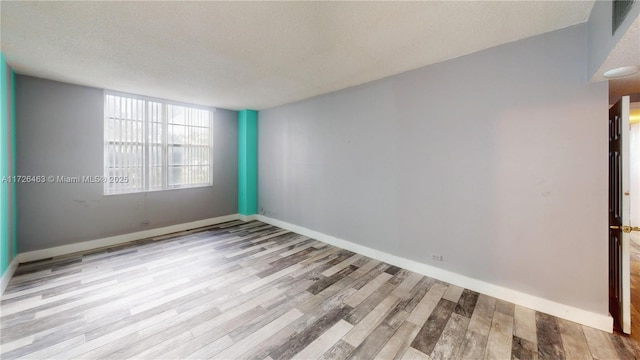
[104,92,214,195]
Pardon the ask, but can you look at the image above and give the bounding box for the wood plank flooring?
[1,220,637,359]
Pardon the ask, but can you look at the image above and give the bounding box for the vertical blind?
[104,92,214,195]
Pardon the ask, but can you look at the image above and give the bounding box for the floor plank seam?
[1,220,637,360]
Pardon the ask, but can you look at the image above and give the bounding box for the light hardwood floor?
[1,220,638,359]
[629,239,640,344]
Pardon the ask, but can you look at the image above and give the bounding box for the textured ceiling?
[595,14,640,105]
[1,1,595,110]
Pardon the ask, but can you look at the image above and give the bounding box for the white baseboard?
[1,256,20,295]
[239,214,258,222]
[18,214,241,263]
[5,212,613,332]
[254,215,613,333]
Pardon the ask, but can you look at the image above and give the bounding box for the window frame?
[103,90,215,195]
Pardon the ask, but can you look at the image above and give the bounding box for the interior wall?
[0,54,6,274]
[587,0,640,78]
[258,24,610,315]
[15,76,239,252]
[10,67,16,262]
[0,53,16,277]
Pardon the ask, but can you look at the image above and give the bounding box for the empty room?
[1,1,639,359]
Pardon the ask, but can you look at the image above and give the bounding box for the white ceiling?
[593,14,640,104]
[1,1,596,110]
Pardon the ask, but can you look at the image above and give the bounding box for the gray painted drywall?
[258,24,609,315]
[587,0,640,78]
[15,76,238,252]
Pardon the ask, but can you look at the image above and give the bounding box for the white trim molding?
[4,212,613,332]
[18,214,241,263]
[254,214,613,333]
[1,256,20,295]
[238,214,258,222]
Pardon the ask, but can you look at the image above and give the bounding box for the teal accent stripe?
[0,52,9,275]
[10,69,16,257]
[238,109,258,216]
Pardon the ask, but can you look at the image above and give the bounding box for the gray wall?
[258,24,610,315]
[16,76,238,252]
[587,0,640,78]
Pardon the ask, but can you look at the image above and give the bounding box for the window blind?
[104,92,213,195]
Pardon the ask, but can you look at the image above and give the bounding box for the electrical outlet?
[140,220,150,227]
[431,254,443,262]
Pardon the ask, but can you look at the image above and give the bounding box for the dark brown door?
[609,96,630,333]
